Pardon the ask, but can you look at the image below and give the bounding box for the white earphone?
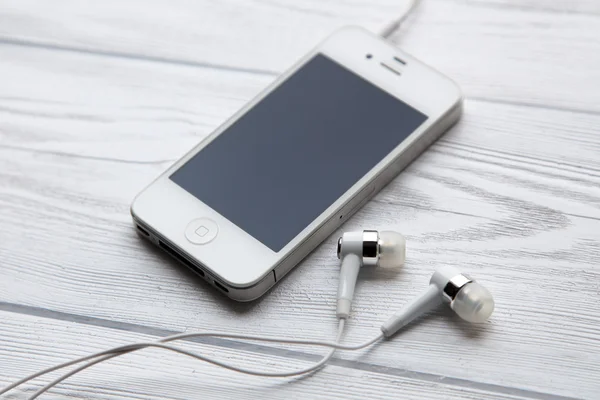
[336,230,406,318]
[336,230,494,331]
[1,229,494,399]
[381,265,495,336]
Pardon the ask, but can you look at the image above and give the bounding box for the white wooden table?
[1,0,599,399]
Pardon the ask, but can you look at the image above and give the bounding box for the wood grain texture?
[1,0,600,113]
[470,0,600,14]
[1,311,547,400]
[0,0,599,399]
[1,43,600,398]
[0,0,403,72]
[390,0,600,113]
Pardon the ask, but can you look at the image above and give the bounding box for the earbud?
[380,266,494,337]
[336,230,406,319]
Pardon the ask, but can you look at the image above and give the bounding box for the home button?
[185,218,218,244]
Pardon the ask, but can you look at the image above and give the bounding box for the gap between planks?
[0,301,581,400]
[1,34,600,118]
[0,37,279,78]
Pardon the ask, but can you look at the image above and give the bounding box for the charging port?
[158,240,205,277]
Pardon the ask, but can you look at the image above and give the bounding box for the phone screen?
[171,54,427,252]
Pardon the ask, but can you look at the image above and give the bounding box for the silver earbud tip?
[451,282,495,323]
[377,231,406,269]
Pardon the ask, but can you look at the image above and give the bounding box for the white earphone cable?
[2,320,384,398]
[2,2,420,396]
[379,0,418,38]
[27,320,350,399]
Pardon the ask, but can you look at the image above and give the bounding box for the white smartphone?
[131,26,462,301]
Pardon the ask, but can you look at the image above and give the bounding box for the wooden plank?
[390,0,600,113]
[0,46,599,398]
[2,44,600,176]
[469,0,600,14]
[0,0,404,72]
[1,0,599,112]
[0,311,538,400]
